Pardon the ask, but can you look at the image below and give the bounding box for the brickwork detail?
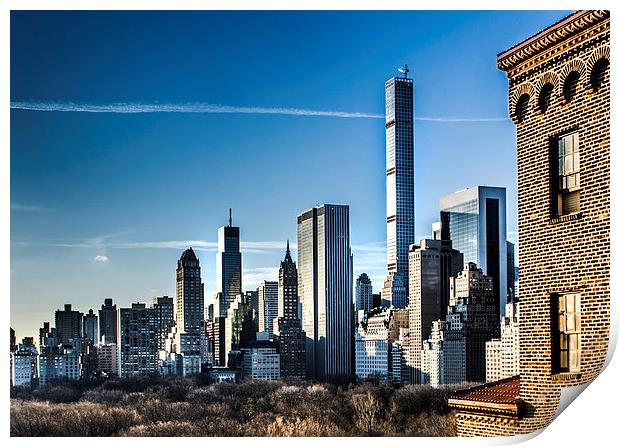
[452,10,610,437]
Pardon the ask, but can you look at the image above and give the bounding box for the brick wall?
[453,11,610,436]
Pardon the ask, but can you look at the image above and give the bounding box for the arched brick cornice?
[585,45,610,77]
[534,71,560,97]
[509,83,534,121]
[559,58,587,84]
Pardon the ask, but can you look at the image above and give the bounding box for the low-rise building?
[209,366,237,383]
[355,308,410,383]
[12,338,38,387]
[241,345,280,380]
[38,345,81,384]
[355,310,390,382]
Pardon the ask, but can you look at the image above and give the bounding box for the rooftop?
[448,375,522,417]
[497,10,609,72]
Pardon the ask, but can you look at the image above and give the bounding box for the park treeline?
[10,377,467,437]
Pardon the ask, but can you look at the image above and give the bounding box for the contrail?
[10,100,509,122]
[415,116,509,122]
[10,100,383,119]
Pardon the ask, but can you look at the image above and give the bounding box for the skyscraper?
[38,322,50,349]
[99,298,117,344]
[506,241,515,304]
[176,248,204,335]
[275,242,306,378]
[117,303,158,378]
[257,280,278,336]
[298,204,353,381]
[383,69,415,308]
[408,239,463,384]
[83,309,98,344]
[448,262,498,382]
[215,209,242,318]
[355,273,373,316]
[55,304,83,345]
[245,290,259,317]
[174,248,204,376]
[439,186,507,317]
[152,296,175,351]
[224,294,257,367]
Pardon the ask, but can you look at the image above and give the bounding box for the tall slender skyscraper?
[176,248,204,334]
[215,209,242,318]
[99,298,117,344]
[439,186,507,317]
[298,204,353,381]
[383,68,415,308]
[176,248,204,360]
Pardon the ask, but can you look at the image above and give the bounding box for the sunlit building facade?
[298,204,353,381]
[439,186,507,317]
[384,73,415,308]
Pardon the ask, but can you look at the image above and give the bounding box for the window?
[538,83,554,113]
[591,58,609,92]
[553,293,581,373]
[554,132,580,215]
[515,94,530,123]
[563,71,580,102]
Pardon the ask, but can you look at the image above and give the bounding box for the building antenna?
[398,64,410,78]
[229,208,232,227]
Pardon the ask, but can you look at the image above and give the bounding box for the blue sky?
[10,10,569,340]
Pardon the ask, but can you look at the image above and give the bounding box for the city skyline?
[9,10,570,340]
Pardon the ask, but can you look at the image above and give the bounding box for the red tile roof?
[448,376,522,416]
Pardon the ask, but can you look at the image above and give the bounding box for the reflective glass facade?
[215,225,242,318]
[385,77,415,291]
[297,204,353,381]
[439,186,507,317]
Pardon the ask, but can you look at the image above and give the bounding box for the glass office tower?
[384,74,415,306]
[439,186,507,317]
[215,210,242,318]
[297,204,353,382]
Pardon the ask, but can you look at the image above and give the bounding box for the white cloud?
[351,241,386,253]
[243,267,279,289]
[94,255,109,263]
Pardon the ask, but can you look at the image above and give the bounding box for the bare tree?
[352,391,380,436]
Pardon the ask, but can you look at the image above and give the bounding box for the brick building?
[449,10,610,436]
